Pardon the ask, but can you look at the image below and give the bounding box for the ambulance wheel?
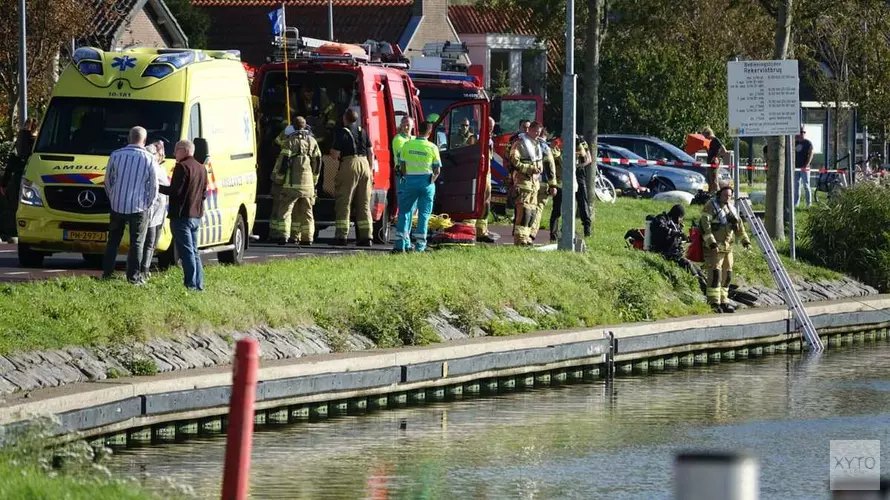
[373,203,392,244]
[17,244,45,268]
[157,244,178,271]
[219,214,246,265]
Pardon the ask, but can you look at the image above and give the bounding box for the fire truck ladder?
[737,198,825,352]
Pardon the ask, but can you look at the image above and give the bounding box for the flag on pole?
[268,6,285,36]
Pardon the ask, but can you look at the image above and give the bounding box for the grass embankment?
[0,460,157,500]
[0,198,839,355]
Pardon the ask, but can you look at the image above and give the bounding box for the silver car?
[598,143,708,194]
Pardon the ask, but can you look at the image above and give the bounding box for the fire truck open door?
[431,99,490,220]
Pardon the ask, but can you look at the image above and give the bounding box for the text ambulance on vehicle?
[17,47,258,268]
[251,29,490,242]
[407,41,543,214]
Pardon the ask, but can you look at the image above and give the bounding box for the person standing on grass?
[392,121,441,253]
[140,141,170,280]
[700,183,751,314]
[102,126,158,285]
[794,127,814,207]
[702,127,727,193]
[160,140,207,291]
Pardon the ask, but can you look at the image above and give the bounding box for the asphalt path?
[0,225,537,283]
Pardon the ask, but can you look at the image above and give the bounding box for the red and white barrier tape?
[597,157,849,174]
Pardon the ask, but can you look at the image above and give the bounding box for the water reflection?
[110,344,890,499]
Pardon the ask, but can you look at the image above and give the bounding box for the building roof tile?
[448,5,560,74]
[447,4,537,36]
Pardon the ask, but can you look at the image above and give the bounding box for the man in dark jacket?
[650,204,707,291]
[160,140,207,291]
[1,118,38,240]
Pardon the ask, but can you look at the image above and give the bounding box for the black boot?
[721,303,737,313]
[476,233,496,243]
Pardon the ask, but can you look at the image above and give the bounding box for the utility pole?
[733,56,741,198]
[17,0,27,127]
[328,0,334,40]
[559,0,578,251]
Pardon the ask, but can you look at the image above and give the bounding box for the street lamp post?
[18,0,27,127]
[558,0,578,251]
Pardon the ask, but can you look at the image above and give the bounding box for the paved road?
[0,225,532,283]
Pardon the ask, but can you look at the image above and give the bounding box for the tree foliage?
[165,0,211,49]
[795,0,890,140]
[481,0,772,142]
[0,0,117,139]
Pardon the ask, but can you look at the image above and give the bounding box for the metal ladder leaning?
[737,198,825,352]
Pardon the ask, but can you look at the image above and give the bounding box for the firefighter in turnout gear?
[330,109,374,246]
[530,130,557,240]
[269,116,322,245]
[700,183,751,313]
[509,121,544,245]
[464,117,496,243]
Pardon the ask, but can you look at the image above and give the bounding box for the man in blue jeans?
[160,140,208,290]
[392,121,442,253]
[794,128,814,207]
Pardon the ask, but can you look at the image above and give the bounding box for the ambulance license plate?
[63,230,107,242]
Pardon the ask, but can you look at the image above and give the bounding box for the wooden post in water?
[221,338,260,500]
[674,451,758,500]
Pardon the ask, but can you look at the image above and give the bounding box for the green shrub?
[803,183,890,292]
[0,141,13,182]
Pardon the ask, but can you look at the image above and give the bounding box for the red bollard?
[221,338,260,500]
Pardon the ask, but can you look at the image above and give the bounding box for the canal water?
[109,343,890,499]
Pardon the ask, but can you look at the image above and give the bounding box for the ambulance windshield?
[35,97,183,157]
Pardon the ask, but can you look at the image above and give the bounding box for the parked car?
[598,143,707,194]
[598,134,731,182]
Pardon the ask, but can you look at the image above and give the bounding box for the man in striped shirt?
[102,126,159,284]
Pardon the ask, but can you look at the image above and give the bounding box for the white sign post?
[727,60,801,259]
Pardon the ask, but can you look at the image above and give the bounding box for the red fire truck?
[250,30,490,242]
[407,42,543,213]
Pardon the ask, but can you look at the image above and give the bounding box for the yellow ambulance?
[17,47,257,268]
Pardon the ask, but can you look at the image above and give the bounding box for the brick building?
[448,4,552,97]
[89,0,189,50]
[192,0,461,67]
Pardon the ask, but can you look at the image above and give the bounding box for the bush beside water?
[0,417,185,499]
[804,183,890,292]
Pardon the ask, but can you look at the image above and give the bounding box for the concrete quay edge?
[1,295,888,434]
